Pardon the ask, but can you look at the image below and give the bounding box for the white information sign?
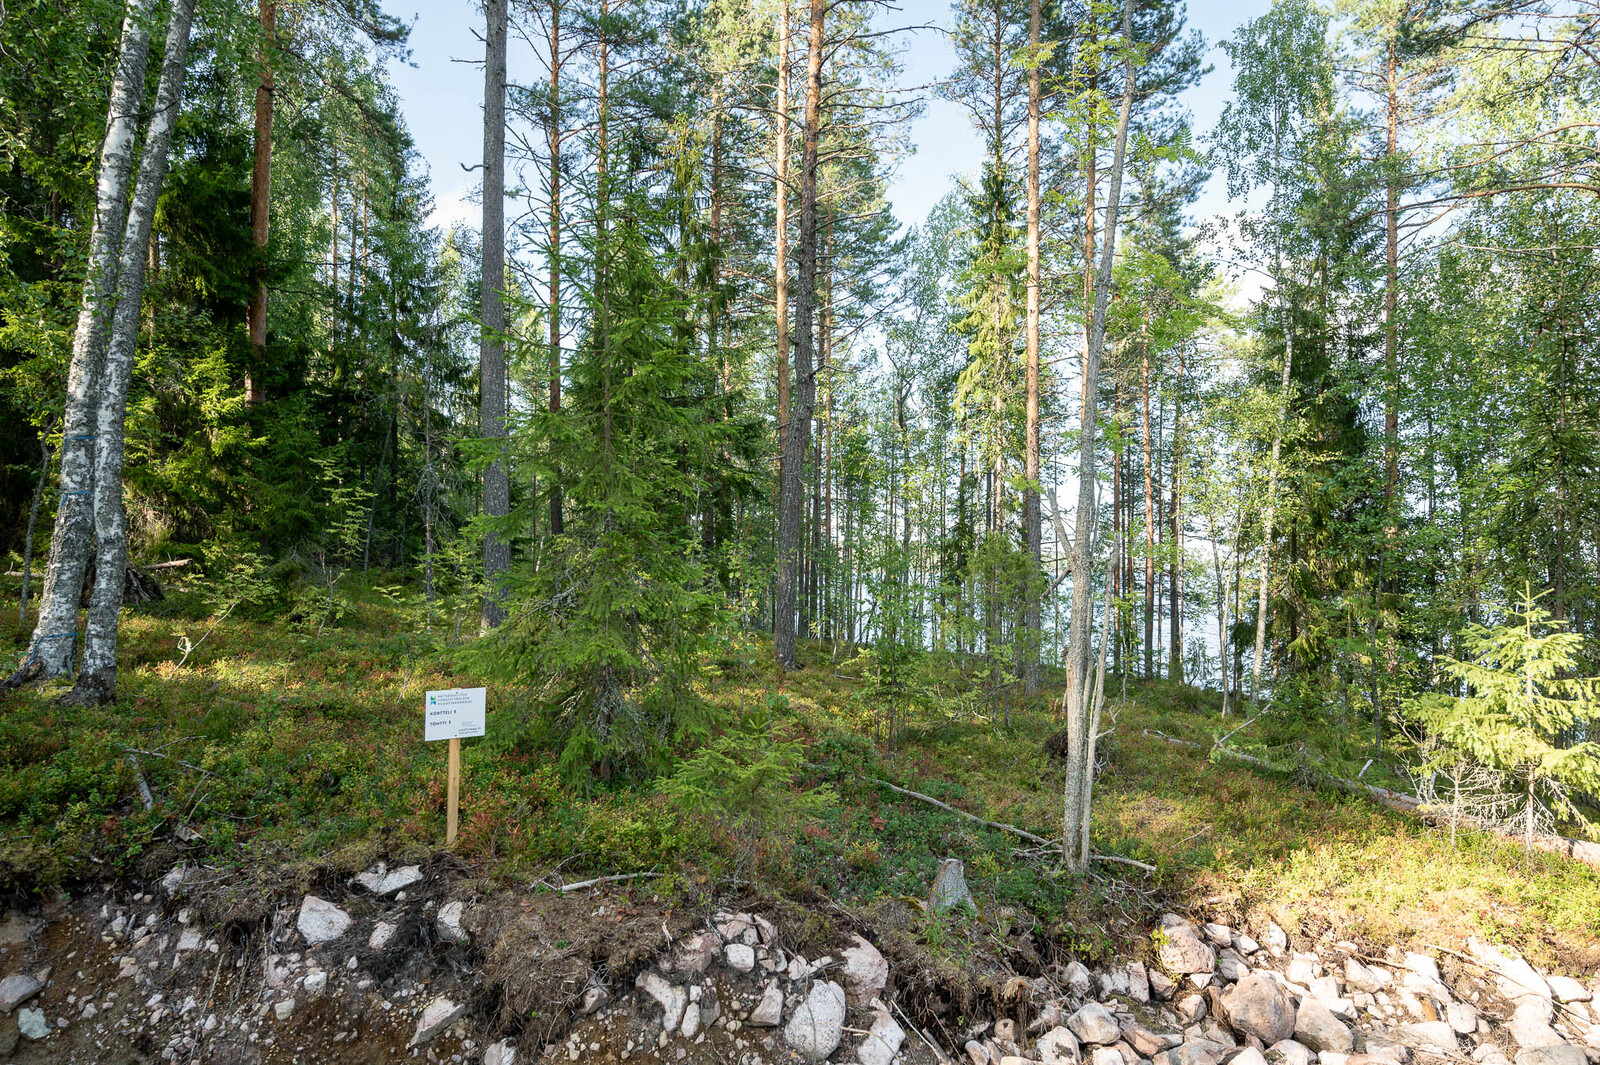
[425,687,486,741]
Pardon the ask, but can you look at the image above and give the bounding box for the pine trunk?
[479,0,510,631]
[1020,0,1042,696]
[245,0,275,406]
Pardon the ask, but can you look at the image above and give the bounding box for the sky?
[383,0,1277,239]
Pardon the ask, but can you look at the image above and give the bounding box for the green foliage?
[661,696,836,830]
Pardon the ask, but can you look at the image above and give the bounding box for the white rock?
[1447,1001,1479,1035]
[17,1007,48,1039]
[1509,1001,1564,1048]
[436,900,468,944]
[1549,977,1592,1004]
[1398,1021,1457,1052]
[1233,1048,1270,1065]
[681,1002,703,1039]
[1344,960,1383,994]
[1265,923,1288,954]
[1150,968,1178,1001]
[484,1041,517,1065]
[1287,955,1321,986]
[1159,919,1217,976]
[636,971,687,1033]
[724,942,756,972]
[1267,1039,1313,1065]
[750,981,785,1027]
[858,1010,906,1065]
[1204,923,1233,946]
[1092,1046,1126,1065]
[274,997,296,1021]
[369,921,398,951]
[1470,939,1552,1005]
[784,980,846,1062]
[176,929,202,953]
[160,865,193,896]
[1064,961,1095,995]
[1236,934,1261,955]
[1294,997,1353,1054]
[354,863,424,897]
[1513,1048,1587,1065]
[296,896,351,946]
[1038,1025,1082,1065]
[409,996,466,1047]
[842,935,890,1006]
[1069,1002,1121,1045]
[303,971,327,996]
[1128,961,1152,1003]
[0,973,43,1011]
[671,931,720,975]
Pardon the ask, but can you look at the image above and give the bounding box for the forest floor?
[0,572,1598,1061]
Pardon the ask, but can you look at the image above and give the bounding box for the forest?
[3,0,1600,1051]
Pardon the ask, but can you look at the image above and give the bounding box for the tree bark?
[774,0,792,467]
[5,0,154,690]
[1142,338,1154,678]
[245,0,275,406]
[547,0,564,537]
[69,0,198,705]
[479,0,510,631]
[1020,0,1042,697]
[1062,0,1134,873]
[18,426,54,623]
[774,0,824,671]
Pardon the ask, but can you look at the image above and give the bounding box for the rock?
[409,997,465,1047]
[1155,1040,1228,1065]
[1218,951,1251,984]
[0,974,43,1012]
[484,1041,517,1065]
[1345,960,1384,994]
[17,1008,47,1040]
[1267,1039,1314,1065]
[842,935,890,1006]
[636,972,687,1033]
[1233,1047,1271,1065]
[1222,974,1297,1046]
[681,1002,703,1038]
[1287,955,1320,986]
[699,985,721,1026]
[303,971,327,996]
[1039,1025,1083,1064]
[1070,1003,1123,1046]
[996,1019,1018,1043]
[1236,935,1262,955]
[1124,1025,1168,1057]
[859,1010,906,1065]
[1265,923,1288,954]
[1160,919,1218,975]
[369,921,398,951]
[580,983,609,1015]
[1204,924,1234,946]
[967,1038,993,1065]
[1151,969,1178,1001]
[296,896,352,946]
[274,997,296,1021]
[1365,1035,1410,1065]
[749,981,785,1027]
[160,865,193,896]
[1475,1046,1513,1065]
[176,928,203,953]
[1398,1021,1457,1052]
[1509,1001,1564,1048]
[1470,939,1552,1005]
[724,942,756,972]
[930,858,976,913]
[1177,994,1208,1025]
[714,912,756,942]
[1513,1048,1587,1065]
[1128,961,1152,1003]
[672,931,720,975]
[1064,962,1095,995]
[354,863,424,896]
[436,900,468,944]
[752,914,778,945]
[1447,1001,1479,1034]
[1093,1046,1127,1065]
[1295,998,1354,1054]
[784,980,846,1062]
[1549,978,1593,1004]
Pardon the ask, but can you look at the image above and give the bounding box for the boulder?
[1513,1048,1587,1065]
[1470,939,1552,1005]
[1064,962,1095,995]
[1508,1001,1564,1048]
[1150,969,1178,1001]
[1160,919,1218,975]
[1397,1021,1458,1052]
[369,921,398,951]
[749,981,785,1027]
[1548,977,1592,1004]
[1265,923,1288,954]
[354,863,424,897]
[842,934,890,1006]
[408,997,465,1047]
[1345,960,1385,994]
[1222,973,1296,1046]
[1123,1024,1168,1057]
[1155,1040,1229,1065]
[671,931,720,975]
[1177,994,1208,1024]
[724,942,756,972]
[0,974,42,1013]
[296,896,351,946]
[17,1007,47,1040]
[1038,1026,1082,1065]
[1218,950,1251,984]
[484,1042,517,1065]
[1267,1039,1314,1065]
[436,900,468,945]
[636,972,687,1033]
[1092,1047,1127,1065]
[1447,1001,1479,1035]
[1233,1047,1271,1065]
[859,1010,906,1065]
[681,1002,703,1039]
[1127,961,1152,1003]
[784,980,846,1062]
[930,858,976,913]
[1295,998,1354,1054]
[1069,1003,1122,1045]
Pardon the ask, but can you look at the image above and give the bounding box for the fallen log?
[1143,729,1600,872]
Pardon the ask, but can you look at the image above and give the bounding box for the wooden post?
[446,737,461,845]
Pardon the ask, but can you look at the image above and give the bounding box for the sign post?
[425,687,486,846]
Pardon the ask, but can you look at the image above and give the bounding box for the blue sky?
[384,0,1275,237]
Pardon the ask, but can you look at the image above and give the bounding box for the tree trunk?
[1141,337,1154,677]
[1169,347,1183,684]
[18,426,54,623]
[774,0,791,467]
[1062,0,1133,873]
[547,0,564,536]
[69,0,197,705]
[774,0,823,671]
[1020,0,1042,696]
[5,0,153,690]
[245,0,275,406]
[479,0,510,631]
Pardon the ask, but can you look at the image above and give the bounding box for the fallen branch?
[1143,729,1600,872]
[557,872,663,893]
[125,753,155,811]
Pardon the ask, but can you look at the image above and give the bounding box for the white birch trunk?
[69,0,198,704]
[5,0,154,688]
